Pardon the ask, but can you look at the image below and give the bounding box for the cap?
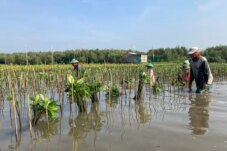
[146,63,153,68]
[188,47,200,55]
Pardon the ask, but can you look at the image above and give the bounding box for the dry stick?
[58,86,63,149]
[19,73,24,117]
[162,74,166,96]
[169,77,172,96]
[8,74,13,129]
[71,77,75,151]
[12,87,18,143]
[173,78,176,98]
[135,103,140,126]
[39,71,50,138]
[128,94,132,126]
[108,69,112,103]
[71,79,74,127]
[32,78,35,97]
[43,80,50,139]
[106,69,111,134]
[23,91,27,122]
[10,102,13,128]
[57,73,63,150]
[93,115,98,151]
[134,75,137,101]
[45,103,50,140]
[13,83,22,133]
[38,72,42,91]
[27,94,33,139]
[120,98,126,141]
[128,73,131,96]
[50,74,54,98]
[61,85,65,117]
[25,73,28,95]
[122,71,126,96]
[56,74,61,105]
[16,74,24,122]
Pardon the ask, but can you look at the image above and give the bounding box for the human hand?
[203,83,206,89]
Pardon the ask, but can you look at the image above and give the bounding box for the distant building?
[122,52,147,63]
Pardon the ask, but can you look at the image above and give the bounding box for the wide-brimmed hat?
[70,59,79,64]
[146,63,153,68]
[183,64,190,70]
[183,60,190,65]
[188,47,200,55]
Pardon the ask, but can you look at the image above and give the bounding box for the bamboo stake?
[27,94,33,139]
[12,88,18,143]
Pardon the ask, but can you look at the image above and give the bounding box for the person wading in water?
[188,47,213,93]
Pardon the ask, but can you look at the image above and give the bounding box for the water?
[0,82,227,151]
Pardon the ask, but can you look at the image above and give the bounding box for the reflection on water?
[188,93,211,135]
[34,118,59,139]
[68,102,103,150]
[106,96,119,108]
[135,101,151,124]
[1,82,227,151]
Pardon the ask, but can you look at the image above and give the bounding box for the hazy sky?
[0,0,227,52]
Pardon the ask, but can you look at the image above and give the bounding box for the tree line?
[0,46,226,65]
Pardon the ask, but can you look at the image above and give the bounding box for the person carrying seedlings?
[70,58,84,79]
[181,60,190,87]
[146,63,155,86]
[133,63,155,100]
[65,58,84,92]
[188,47,213,93]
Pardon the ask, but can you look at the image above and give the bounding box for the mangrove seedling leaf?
[68,75,75,84]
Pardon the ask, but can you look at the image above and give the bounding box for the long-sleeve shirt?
[189,56,213,87]
[73,64,84,78]
[147,69,155,85]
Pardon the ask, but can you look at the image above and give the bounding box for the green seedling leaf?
[68,75,75,84]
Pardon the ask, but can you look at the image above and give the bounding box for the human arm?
[189,65,194,91]
[201,60,209,89]
[203,61,209,84]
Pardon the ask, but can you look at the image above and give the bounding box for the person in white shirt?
[146,63,155,86]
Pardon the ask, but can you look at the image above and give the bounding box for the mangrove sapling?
[31,94,59,125]
[88,81,102,103]
[134,72,147,101]
[152,82,163,94]
[66,76,90,113]
[106,84,120,97]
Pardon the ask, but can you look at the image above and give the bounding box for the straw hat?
[70,59,79,64]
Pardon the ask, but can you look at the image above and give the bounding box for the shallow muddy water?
[0,82,227,151]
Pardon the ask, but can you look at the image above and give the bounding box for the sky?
[0,0,227,52]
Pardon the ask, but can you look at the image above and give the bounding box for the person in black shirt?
[188,47,213,93]
[70,59,84,79]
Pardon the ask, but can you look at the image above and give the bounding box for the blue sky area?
[0,0,227,52]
